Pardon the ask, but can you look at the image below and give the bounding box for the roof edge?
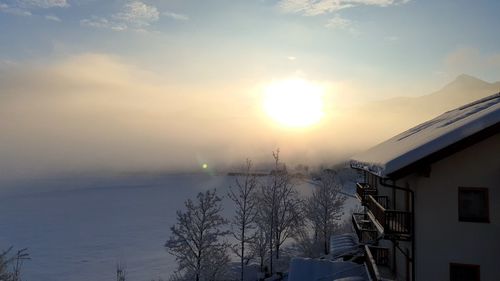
[386,121,500,179]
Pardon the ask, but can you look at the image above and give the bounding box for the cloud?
[278,0,408,16]
[325,14,351,29]
[0,3,32,16]
[0,0,68,17]
[80,16,127,31]
[45,14,61,21]
[163,11,189,21]
[81,1,160,31]
[113,0,159,27]
[18,0,69,8]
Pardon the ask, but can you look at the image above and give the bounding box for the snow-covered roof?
[330,234,361,259]
[351,92,500,178]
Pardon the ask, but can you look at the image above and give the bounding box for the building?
[349,93,500,281]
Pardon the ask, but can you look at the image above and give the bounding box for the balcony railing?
[364,245,394,281]
[371,195,389,209]
[369,246,389,266]
[356,182,378,205]
[366,195,412,238]
[352,213,379,244]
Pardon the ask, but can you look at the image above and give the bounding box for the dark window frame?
[450,263,480,281]
[458,187,489,223]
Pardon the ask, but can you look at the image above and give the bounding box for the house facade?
[350,93,500,281]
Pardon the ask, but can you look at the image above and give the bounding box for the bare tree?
[0,247,30,281]
[257,149,301,274]
[167,272,185,281]
[116,262,126,281]
[292,210,323,259]
[305,170,345,255]
[228,159,258,281]
[0,247,12,281]
[249,221,269,274]
[165,189,229,281]
[274,171,302,260]
[201,244,231,281]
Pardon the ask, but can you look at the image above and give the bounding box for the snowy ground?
[0,172,359,281]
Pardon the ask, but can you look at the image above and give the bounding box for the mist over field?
[1,54,498,180]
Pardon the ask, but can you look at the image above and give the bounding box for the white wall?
[404,133,500,281]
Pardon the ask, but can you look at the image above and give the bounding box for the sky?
[1,0,500,178]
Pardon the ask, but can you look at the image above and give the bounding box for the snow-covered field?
[0,172,358,281]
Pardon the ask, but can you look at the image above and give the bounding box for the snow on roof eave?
[350,92,500,180]
[349,160,387,178]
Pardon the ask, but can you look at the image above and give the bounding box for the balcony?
[356,182,378,205]
[364,245,395,281]
[352,213,379,244]
[366,195,412,239]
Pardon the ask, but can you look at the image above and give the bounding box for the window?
[450,263,480,281]
[458,187,489,223]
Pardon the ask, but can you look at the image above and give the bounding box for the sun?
[263,79,325,128]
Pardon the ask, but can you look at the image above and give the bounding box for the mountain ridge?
[344,74,500,146]
[368,74,500,114]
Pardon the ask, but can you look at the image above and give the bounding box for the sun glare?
[263,79,325,128]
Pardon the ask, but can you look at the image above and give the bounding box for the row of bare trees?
[165,150,346,281]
